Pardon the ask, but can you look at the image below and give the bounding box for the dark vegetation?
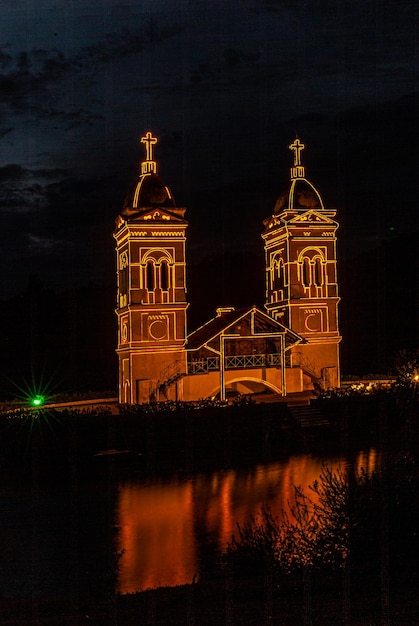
[0,392,392,481]
[0,389,418,624]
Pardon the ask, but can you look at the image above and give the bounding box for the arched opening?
[274,259,284,290]
[123,380,130,404]
[146,261,155,290]
[314,257,323,286]
[302,257,311,287]
[160,260,169,291]
[208,377,282,400]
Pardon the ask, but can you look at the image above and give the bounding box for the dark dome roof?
[123,173,176,210]
[274,177,324,214]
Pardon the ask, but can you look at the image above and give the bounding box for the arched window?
[272,257,284,291]
[160,261,169,291]
[119,251,129,297]
[146,261,155,290]
[314,257,323,286]
[277,260,284,290]
[302,257,311,287]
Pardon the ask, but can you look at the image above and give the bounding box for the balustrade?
[187,353,283,374]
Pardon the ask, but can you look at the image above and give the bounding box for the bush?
[222,465,379,578]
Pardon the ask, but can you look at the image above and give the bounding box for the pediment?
[217,307,292,338]
[288,210,335,225]
[187,305,304,351]
[124,206,186,223]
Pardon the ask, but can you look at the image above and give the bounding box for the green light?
[32,395,45,407]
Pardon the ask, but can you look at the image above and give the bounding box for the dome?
[273,139,324,214]
[274,177,324,214]
[123,173,176,211]
[118,133,177,219]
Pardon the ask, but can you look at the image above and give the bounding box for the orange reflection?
[117,480,196,592]
[193,456,344,549]
[117,450,379,592]
[354,448,379,478]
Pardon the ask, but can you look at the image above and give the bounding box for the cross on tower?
[141,131,158,162]
[289,138,305,166]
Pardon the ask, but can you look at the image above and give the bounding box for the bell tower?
[114,132,188,403]
[262,139,341,389]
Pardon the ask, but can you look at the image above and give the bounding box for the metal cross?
[141,132,158,161]
[289,138,305,166]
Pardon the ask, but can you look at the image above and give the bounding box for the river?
[0,448,379,598]
[116,448,379,592]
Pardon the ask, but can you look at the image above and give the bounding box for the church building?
[114,134,341,404]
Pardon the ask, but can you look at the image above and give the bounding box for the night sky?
[1,0,419,393]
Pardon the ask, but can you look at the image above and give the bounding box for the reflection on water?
[354,448,379,477]
[117,450,379,593]
[118,480,196,590]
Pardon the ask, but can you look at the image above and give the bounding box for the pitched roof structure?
[187,305,305,352]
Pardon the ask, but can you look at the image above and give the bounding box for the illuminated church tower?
[262,139,341,389]
[114,133,188,403]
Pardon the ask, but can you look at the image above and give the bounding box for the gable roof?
[187,305,304,351]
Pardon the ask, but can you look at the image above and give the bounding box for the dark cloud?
[0,126,13,138]
[188,46,260,87]
[0,164,71,214]
[0,166,118,300]
[0,46,13,68]
[27,233,64,251]
[0,164,44,214]
[0,183,48,214]
[0,163,70,183]
[0,163,29,181]
[0,20,183,111]
[80,20,183,66]
[36,107,103,129]
[32,167,69,179]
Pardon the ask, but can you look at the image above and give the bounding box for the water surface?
[117,449,379,592]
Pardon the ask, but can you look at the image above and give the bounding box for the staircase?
[288,403,330,429]
[156,360,186,399]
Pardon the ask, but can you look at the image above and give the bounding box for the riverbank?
[0,393,394,483]
[2,569,419,625]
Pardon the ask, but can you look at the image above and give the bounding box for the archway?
[208,376,282,400]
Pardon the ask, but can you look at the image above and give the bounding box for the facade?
[114,133,188,403]
[115,134,340,403]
